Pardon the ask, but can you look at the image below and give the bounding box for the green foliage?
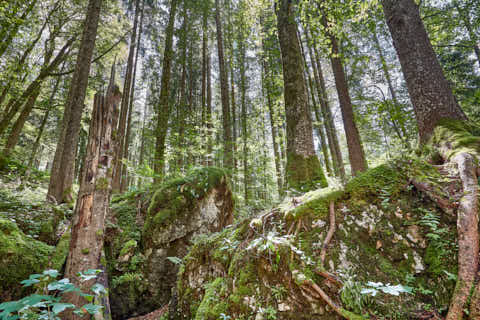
[0,269,105,320]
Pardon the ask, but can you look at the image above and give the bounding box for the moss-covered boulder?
[0,218,68,301]
[176,161,458,320]
[107,167,234,319]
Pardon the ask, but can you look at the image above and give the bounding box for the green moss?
[50,230,70,270]
[285,188,344,220]
[430,119,480,160]
[345,163,404,201]
[82,248,90,255]
[195,278,229,320]
[285,153,328,192]
[0,218,53,296]
[143,167,229,246]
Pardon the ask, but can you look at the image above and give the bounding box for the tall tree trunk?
[48,0,103,203]
[121,0,145,192]
[28,107,50,168]
[323,16,367,176]
[215,0,233,169]
[2,86,41,156]
[306,28,346,181]
[264,59,283,197]
[154,0,178,182]
[113,0,140,192]
[383,1,475,319]
[201,6,208,165]
[206,41,213,167]
[381,0,467,144]
[275,0,326,191]
[298,28,332,176]
[64,81,121,320]
[176,3,189,171]
[239,34,248,205]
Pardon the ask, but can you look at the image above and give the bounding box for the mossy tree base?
[286,153,328,192]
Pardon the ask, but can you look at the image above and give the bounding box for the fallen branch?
[303,280,366,320]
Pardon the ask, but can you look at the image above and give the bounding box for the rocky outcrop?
[107,167,234,319]
[176,161,458,320]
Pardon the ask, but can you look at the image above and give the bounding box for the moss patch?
[0,218,54,300]
[430,119,480,160]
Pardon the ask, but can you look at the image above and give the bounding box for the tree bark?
[381,0,467,144]
[201,5,209,166]
[113,0,141,192]
[275,0,326,191]
[121,0,145,192]
[64,83,121,320]
[206,41,213,167]
[48,0,103,203]
[299,29,332,176]
[215,0,233,169]
[321,15,367,176]
[307,28,346,181]
[264,59,283,197]
[154,0,178,182]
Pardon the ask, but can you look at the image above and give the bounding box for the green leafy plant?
[360,281,413,297]
[0,269,106,320]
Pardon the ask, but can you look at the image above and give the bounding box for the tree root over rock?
[446,153,479,320]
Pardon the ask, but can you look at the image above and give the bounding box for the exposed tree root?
[313,269,343,287]
[320,201,336,265]
[446,153,479,320]
[301,280,366,320]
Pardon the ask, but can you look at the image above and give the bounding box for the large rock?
[177,161,458,320]
[0,218,68,301]
[107,167,234,319]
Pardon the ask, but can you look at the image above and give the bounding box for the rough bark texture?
[154,0,178,182]
[326,24,367,176]
[276,0,326,191]
[64,82,121,320]
[381,0,467,144]
[48,0,103,203]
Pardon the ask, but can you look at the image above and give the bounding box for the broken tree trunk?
[63,80,121,319]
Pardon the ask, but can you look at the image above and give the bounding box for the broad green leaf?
[51,303,76,314]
